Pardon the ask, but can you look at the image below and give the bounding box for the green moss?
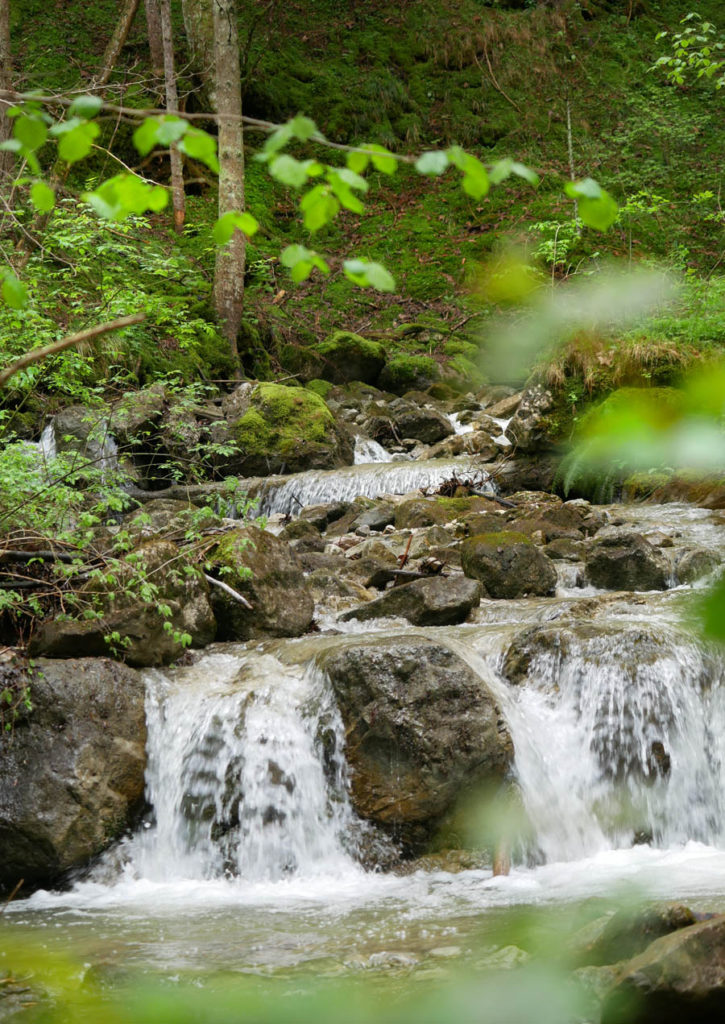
[315,330,387,385]
[306,379,334,398]
[434,496,494,516]
[468,531,531,547]
[379,355,440,395]
[233,383,335,458]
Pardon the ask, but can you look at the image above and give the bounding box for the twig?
[475,46,522,115]
[203,572,252,609]
[0,879,24,912]
[0,550,79,563]
[0,313,145,388]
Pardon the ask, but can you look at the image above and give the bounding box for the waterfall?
[502,623,725,863]
[127,650,358,882]
[256,458,495,516]
[353,435,394,464]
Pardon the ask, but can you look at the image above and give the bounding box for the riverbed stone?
[316,331,387,385]
[391,405,454,445]
[0,657,146,891]
[583,531,669,591]
[209,526,314,640]
[395,498,449,530]
[339,576,481,626]
[676,548,721,585]
[505,385,554,451]
[601,914,725,1024]
[321,636,513,850]
[461,531,557,598]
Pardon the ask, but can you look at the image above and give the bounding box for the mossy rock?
[306,378,334,399]
[378,355,440,395]
[316,331,387,385]
[461,531,557,599]
[394,497,450,530]
[278,342,325,381]
[227,382,353,476]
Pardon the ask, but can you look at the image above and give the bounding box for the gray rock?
[0,658,145,890]
[210,526,314,640]
[392,406,454,445]
[601,914,725,1024]
[584,531,669,591]
[339,576,481,626]
[676,548,721,585]
[505,385,554,452]
[321,636,513,850]
[461,532,557,598]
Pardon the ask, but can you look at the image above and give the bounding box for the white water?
[353,434,394,464]
[121,651,357,883]
[256,458,494,516]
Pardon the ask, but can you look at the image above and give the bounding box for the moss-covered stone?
[306,378,334,399]
[461,531,557,598]
[378,355,440,395]
[316,331,387,385]
[227,382,353,475]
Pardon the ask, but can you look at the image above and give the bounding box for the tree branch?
[0,313,146,388]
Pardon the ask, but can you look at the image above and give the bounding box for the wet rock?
[486,392,522,418]
[583,531,669,591]
[676,548,721,585]
[321,636,513,850]
[428,432,499,461]
[299,500,350,531]
[351,502,396,533]
[544,537,586,561]
[316,331,387,385]
[109,384,166,445]
[461,531,557,598]
[31,539,216,666]
[209,526,314,640]
[123,498,221,539]
[601,914,725,1024]
[280,518,325,553]
[378,355,440,395]
[0,658,145,890]
[391,405,454,445]
[505,385,554,452]
[583,904,697,967]
[339,576,481,626]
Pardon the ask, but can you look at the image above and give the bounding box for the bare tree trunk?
[95,0,141,89]
[0,0,12,183]
[144,0,165,78]
[181,0,216,108]
[212,0,244,368]
[158,0,185,233]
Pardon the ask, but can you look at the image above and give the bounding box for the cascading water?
[501,622,725,863]
[125,650,358,883]
[353,435,394,464]
[256,458,494,516]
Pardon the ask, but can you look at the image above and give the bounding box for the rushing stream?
[5,449,725,988]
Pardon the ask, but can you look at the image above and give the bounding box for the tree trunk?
[181,0,216,108]
[95,0,141,88]
[144,0,165,78]
[158,0,185,233]
[212,0,244,368]
[0,0,12,183]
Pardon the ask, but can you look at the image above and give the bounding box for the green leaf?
[343,258,396,292]
[261,123,294,158]
[155,116,188,146]
[300,185,340,231]
[415,150,449,175]
[212,211,259,245]
[83,173,169,220]
[280,244,329,282]
[511,161,539,185]
[334,166,369,192]
[133,118,160,156]
[566,178,619,231]
[30,181,55,213]
[1,273,28,309]
[346,150,369,174]
[366,143,397,175]
[69,94,103,119]
[177,128,219,173]
[57,121,99,164]
[269,154,309,188]
[13,116,48,152]
[0,138,22,153]
[289,115,317,141]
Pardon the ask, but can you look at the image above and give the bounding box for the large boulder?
[321,636,513,849]
[391,402,454,445]
[30,539,216,667]
[316,331,386,385]
[0,657,146,891]
[601,915,725,1024]
[339,576,482,626]
[583,531,670,591]
[223,383,353,476]
[461,531,557,598]
[378,355,440,395]
[209,525,314,640]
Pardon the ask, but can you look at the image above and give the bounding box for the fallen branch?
[0,550,78,563]
[0,313,146,388]
[203,572,253,610]
[0,878,24,913]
